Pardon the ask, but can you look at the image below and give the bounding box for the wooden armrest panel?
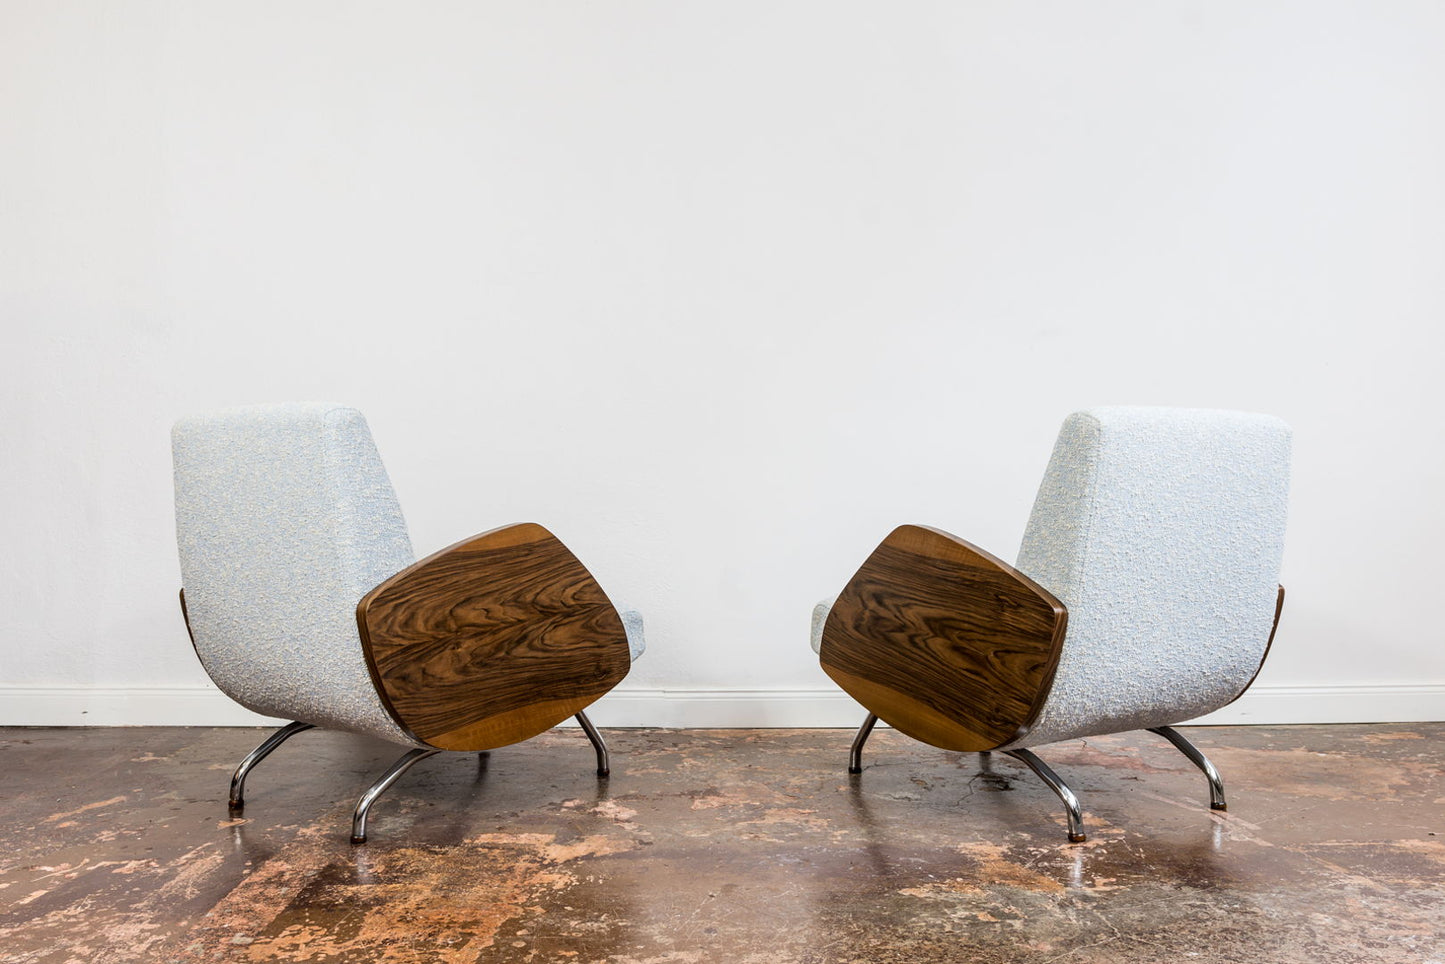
[357,523,631,751]
[819,524,1068,752]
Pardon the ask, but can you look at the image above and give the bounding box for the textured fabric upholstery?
[812,407,1290,750]
[1000,407,1291,749]
[619,608,647,662]
[174,403,422,745]
[810,596,837,655]
[175,403,644,745]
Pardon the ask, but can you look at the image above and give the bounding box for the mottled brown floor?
[0,724,1442,963]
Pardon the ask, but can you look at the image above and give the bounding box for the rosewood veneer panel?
[820,525,1067,752]
[358,523,630,751]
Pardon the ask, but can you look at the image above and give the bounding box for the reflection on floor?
[0,724,1441,963]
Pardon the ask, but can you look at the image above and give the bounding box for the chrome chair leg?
[229,721,315,812]
[351,748,440,844]
[849,713,879,774]
[1149,725,1227,811]
[575,710,610,777]
[1004,748,1086,843]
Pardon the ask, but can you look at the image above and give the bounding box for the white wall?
[3,0,1442,727]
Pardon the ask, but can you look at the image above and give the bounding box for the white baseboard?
[586,683,1445,728]
[0,686,290,727]
[0,682,1441,729]
[1185,683,1445,726]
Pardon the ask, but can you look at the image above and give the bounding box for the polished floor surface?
[1,724,1441,963]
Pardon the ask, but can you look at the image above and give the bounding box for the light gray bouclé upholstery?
[1001,407,1290,749]
[811,407,1290,750]
[618,608,646,661]
[173,403,423,746]
[810,596,837,656]
[175,403,644,745]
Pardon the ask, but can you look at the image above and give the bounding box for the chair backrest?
[173,403,419,743]
[1008,407,1291,748]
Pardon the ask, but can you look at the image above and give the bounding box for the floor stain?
[0,724,1441,963]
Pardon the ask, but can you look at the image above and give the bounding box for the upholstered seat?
[814,407,1289,841]
[174,402,642,841]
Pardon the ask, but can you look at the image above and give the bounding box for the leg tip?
[350,835,367,845]
[228,802,244,814]
[1211,802,1228,811]
[1068,833,1087,843]
[848,766,863,774]
[596,768,610,778]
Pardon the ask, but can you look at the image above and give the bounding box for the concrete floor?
[0,724,1441,963]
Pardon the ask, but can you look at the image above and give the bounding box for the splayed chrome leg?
[229,721,315,812]
[1149,725,1227,811]
[1004,748,1086,842]
[849,713,879,774]
[575,710,610,777]
[351,748,440,844]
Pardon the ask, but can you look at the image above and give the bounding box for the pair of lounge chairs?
[173,404,1289,843]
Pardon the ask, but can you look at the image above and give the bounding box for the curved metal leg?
[351,748,440,844]
[1004,748,1086,843]
[229,721,315,812]
[575,710,610,777]
[1149,725,1227,811]
[849,713,879,774]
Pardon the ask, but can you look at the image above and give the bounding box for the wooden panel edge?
[356,522,629,751]
[354,584,422,745]
[425,694,601,751]
[911,525,1071,750]
[178,588,200,661]
[820,524,1070,752]
[1220,584,1286,710]
[355,523,572,747]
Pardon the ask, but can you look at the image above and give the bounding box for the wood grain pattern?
[819,524,1068,753]
[357,523,631,751]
